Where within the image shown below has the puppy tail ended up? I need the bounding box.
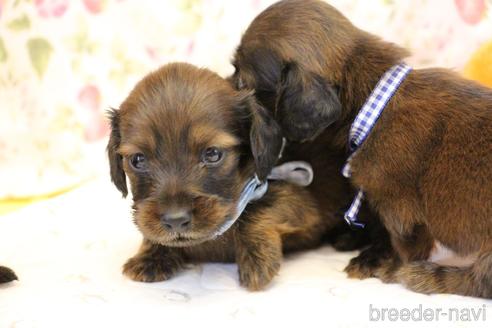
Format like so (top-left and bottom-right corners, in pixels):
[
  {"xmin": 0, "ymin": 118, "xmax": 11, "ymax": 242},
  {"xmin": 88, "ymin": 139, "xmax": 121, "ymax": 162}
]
[
  {"xmin": 0, "ymin": 266, "xmax": 18, "ymax": 284},
  {"xmin": 378, "ymin": 252, "xmax": 492, "ymax": 298}
]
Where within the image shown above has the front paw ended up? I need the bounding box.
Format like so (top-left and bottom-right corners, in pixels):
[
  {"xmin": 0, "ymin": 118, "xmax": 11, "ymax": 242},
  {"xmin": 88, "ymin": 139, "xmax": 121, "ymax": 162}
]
[
  {"xmin": 238, "ymin": 255, "xmax": 280, "ymax": 291},
  {"xmin": 344, "ymin": 247, "xmax": 394, "ymax": 280},
  {"xmin": 123, "ymin": 255, "xmax": 182, "ymax": 283},
  {"xmin": 344, "ymin": 255, "xmax": 378, "ymax": 280}
]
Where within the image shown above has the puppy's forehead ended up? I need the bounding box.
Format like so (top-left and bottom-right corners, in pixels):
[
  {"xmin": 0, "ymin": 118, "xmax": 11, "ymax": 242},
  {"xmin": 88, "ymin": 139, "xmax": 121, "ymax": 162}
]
[{"xmin": 119, "ymin": 64, "xmax": 239, "ymax": 152}]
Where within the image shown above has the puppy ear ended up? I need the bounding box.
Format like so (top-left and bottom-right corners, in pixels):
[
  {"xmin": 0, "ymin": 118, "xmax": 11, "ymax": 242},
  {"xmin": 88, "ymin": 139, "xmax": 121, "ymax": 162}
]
[
  {"xmin": 276, "ymin": 63, "xmax": 341, "ymax": 142},
  {"xmin": 107, "ymin": 108, "xmax": 128, "ymax": 197},
  {"xmin": 237, "ymin": 92, "xmax": 283, "ymax": 182}
]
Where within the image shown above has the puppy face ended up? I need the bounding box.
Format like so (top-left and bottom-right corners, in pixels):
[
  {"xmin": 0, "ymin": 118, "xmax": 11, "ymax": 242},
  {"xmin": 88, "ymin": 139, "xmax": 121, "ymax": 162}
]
[
  {"xmin": 108, "ymin": 63, "xmax": 282, "ymax": 247},
  {"xmin": 231, "ymin": 0, "xmax": 408, "ymax": 142},
  {"xmin": 232, "ymin": 48, "xmax": 342, "ymax": 142},
  {"xmin": 230, "ymin": 0, "xmax": 353, "ymax": 142}
]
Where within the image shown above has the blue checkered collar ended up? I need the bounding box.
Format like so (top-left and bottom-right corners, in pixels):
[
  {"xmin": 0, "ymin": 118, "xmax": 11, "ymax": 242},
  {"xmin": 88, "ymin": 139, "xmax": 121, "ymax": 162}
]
[
  {"xmin": 212, "ymin": 161, "xmax": 314, "ymax": 238},
  {"xmin": 342, "ymin": 63, "xmax": 412, "ymax": 228}
]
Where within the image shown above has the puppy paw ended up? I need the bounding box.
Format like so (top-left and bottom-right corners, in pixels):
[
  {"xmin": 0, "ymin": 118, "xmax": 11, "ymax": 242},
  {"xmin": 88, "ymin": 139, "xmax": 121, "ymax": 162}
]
[
  {"xmin": 344, "ymin": 255, "xmax": 378, "ymax": 280},
  {"xmin": 238, "ymin": 255, "xmax": 280, "ymax": 291},
  {"xmin": 123, "ymin": 255, "xmax": 182, "ymax": 283},
  {"xmin": 0, "ymin": 266, "xmax": 18, "ymax": 283},
  {"xmin": 345, "ymin": 249, "xmax": 395, "ymax": 280}
]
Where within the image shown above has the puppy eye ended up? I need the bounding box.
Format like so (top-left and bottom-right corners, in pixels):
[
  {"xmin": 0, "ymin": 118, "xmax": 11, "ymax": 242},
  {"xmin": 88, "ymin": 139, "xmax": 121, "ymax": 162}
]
[
  {"xmin": 129, "ymin": 153, "xmax": 147, "ymax": 171},
  {"xmin": 201, "ymin": 147, "xmax": 223, "ymax": 165}
]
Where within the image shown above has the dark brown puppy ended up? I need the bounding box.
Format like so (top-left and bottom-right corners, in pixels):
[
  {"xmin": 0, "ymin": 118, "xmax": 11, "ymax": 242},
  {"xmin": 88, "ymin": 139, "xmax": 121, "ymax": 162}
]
[
  {"xmin": 0, "ymin": 265, "xmax": 17, "ymax": 284},
  {"xmin": 231, "ymin": 0, "xmax": 393, "ymax": 282},
  {"xmin": 232, "ymin": 0, "xmax": 492, "ymax": 298},
  {"xmin": 108, "ymin": 63, "xmax": 350, "ymax": 291}
]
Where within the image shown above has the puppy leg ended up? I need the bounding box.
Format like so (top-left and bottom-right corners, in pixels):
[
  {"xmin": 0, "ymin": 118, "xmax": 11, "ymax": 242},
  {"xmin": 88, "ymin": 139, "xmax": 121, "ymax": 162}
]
[
  {"xmin": 123, "ymin": 239, "xmax": 185, "ymax": 282},
  {"xmin": 0, "ymin": 265, "xmax": 17, "ymax": 283},
  {"xmin": 235, "ymin": 222, "xmax": 282, "ymax": 291},
  {"xmin": 374, "ymin": 224, "xmax": 435, "ymax": 283},
  {"xmin": 390, "ymin": 224, "xmax": 435, "ymax": 262},
  {"xmin": 347, "ymin": 224, "xmax": 433, "ymax": 281}
]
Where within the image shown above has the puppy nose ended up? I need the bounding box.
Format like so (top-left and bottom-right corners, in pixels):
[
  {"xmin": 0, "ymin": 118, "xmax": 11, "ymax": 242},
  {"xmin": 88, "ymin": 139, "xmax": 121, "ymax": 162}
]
[{"xmin": 160, "ymin": 210, "xmax": 192, "ymax": 232}]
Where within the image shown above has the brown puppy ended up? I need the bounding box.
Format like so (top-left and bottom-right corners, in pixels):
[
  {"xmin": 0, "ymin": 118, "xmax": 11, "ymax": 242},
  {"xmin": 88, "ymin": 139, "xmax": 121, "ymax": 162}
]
[
  {"xmin": 231, "ymin": 0, "xmax": 393, "ymax": 282},
  {"xmin": 232, "ymin": 0, "xmax": 492, "ymax": 298},
  {"xmin": 107, "ymin": 62, "xmax": 353, "ymax": 291},
  {"xmin": 0, "ymin": 265, "xmax": 17, "ymax": 284}
]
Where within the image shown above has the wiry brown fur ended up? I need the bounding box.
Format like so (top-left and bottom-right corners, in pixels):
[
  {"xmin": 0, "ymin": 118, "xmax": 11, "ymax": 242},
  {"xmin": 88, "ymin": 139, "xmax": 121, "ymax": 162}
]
[
  {"xmin": 232, "ymin": 0, "xmax": 389, "ymax": 282},
  {"xmin": 232, "ymin": 0, "xmax": 492, "ymax": 297},
  {"xmin": 108, "ymin": 63, "xmax": 360, "ymax": 291}
]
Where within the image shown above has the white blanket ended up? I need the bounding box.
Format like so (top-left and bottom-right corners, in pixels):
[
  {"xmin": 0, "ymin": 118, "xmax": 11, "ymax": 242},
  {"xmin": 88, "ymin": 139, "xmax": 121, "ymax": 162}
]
[{"xmin": 1, "ymin": 179, "xmax": 490, "ymax": 328}]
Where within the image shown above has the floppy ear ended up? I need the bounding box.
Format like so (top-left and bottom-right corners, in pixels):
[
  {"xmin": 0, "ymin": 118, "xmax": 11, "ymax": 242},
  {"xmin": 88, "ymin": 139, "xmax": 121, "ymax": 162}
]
[
  {"xmin": 107, "ymin": 109, "xmax": 128, "ymax": 197},
  {"xmin": 276, "ymin": 63, "xmax": 341, "ymax": 142},
  {"xmin": 237, "ymin": 92, "xmax": 283, "ymax": 182}
]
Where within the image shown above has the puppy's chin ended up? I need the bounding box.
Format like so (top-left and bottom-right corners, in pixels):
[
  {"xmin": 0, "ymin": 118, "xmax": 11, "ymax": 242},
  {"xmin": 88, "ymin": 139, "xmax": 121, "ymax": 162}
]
[
  {"xmin": 153, "ymin": 234, "xmax": 217, "ymax": 247},
  {"xmin": 133, "ymin": 201, "xmax": 236, "ymax": 247},
  {"xmin": 138, "ymin": 223, "xmax": 229, "ymax": 247}
]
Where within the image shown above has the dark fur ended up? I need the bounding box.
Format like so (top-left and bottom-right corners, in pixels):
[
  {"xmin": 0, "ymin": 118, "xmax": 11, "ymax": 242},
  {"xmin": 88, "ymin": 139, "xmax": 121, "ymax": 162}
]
[
  {"xmin": 0, "ymin": 265, "xmax": 17, "ymax": 284},
  {"xmin": 232, "ymin": 0, "xmax": 389, "ymax": 281},
  {"xmin": 107, "ymin": 63, "xmax": 362, "ymax": 291},
  {"xmin": 232, "ymin": 0, "xmax": 492, "ymax": 297}
]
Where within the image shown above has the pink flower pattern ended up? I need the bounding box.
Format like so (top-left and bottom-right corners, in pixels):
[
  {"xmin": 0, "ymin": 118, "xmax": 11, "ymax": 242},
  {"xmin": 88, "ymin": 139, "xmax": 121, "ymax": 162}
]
[
  {"xmin": 78, "ymin": 84, "xmax": 109, "ymax": 142},
  {"xmin": 83, "ymin": 0, "xmax": 105, "ymax": 15},
  {"xmin": 0, "ymin": 0, "xmax": 490, "ymax": 198},
  {"xmin": 78, "ymin": 84, "xmax": 101, "ymax": 112},
  {"xmin": 35, "ymin": 0, "xmax": 69, "ymax": 18},
  {"xmin": 455, "ymin": 0, "xmax": 487, "ymax": 25}
]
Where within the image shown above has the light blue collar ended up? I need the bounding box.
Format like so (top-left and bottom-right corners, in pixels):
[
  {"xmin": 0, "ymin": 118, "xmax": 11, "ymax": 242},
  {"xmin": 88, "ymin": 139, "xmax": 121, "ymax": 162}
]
[
  {"xmin": 213, "ymin": 161, "xmax": 313, "ymax": 237},
  {"xmin": 342, "ymin": 63, "xmax": 412, "ymax": 228}
]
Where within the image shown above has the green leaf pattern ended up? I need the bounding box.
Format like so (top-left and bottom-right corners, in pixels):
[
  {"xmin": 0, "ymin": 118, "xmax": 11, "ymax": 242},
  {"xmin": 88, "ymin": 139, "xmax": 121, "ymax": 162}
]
[
  {"xmin": 7, "ymin": 14, "xmax": 31, "ymax": 30},
  {"xmin": 0, "ymin": 0, "xmax": 491, "ymax": 198},
  {"xmin": 0, "ymin": 38, "xmax": 7, "ymax": 62},
  {"xmin": 27, "ymin": 38, "xmax": 53, "ymax": 78}
]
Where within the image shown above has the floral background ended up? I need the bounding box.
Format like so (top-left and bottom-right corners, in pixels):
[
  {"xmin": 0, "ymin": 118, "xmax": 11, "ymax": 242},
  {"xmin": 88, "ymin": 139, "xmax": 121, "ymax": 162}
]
[{"xmin": 0, "ymin": 0, "xmax": 491, "ymax": 205}]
